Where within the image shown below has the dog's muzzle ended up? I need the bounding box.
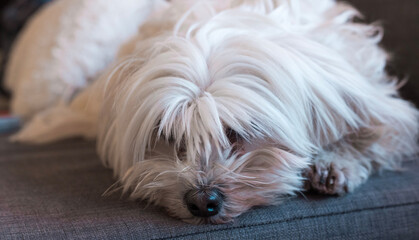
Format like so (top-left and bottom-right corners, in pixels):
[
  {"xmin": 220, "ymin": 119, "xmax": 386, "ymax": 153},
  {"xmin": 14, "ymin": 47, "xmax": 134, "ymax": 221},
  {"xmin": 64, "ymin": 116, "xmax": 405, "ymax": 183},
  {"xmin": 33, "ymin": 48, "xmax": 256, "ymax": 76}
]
[{"xmin": 184, "ymin": 188, "xmax": 223, "ymax": 218}]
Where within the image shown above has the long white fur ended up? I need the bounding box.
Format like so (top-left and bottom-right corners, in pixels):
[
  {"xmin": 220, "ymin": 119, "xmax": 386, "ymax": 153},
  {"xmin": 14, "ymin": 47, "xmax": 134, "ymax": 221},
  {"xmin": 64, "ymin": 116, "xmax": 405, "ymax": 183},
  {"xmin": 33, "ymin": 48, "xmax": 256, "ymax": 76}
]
[
  {"xmin": 9, "ymin": 0, "xmax": 419, "ymax": 224},
  {"xmin": 5, "ymin": 0, "xmax": 156, "ymax": 119}
]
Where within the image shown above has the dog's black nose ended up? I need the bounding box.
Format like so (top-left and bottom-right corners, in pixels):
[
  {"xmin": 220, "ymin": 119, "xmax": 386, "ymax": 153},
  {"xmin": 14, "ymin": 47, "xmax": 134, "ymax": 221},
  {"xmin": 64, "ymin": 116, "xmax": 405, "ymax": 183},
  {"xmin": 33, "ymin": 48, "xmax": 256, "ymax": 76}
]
[{"xmin": 184, "ymin": 188, "xmax": 223, "ymax": 217}]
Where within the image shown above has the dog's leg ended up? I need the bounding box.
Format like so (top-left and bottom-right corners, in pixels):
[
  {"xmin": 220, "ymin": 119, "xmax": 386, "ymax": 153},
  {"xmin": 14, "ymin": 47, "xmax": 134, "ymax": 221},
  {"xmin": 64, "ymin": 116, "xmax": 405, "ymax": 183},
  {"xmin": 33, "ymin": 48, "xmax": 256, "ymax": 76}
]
[
  {"xmin": 304, "ymin": 81, "xmax": 419, "ymax": 195},
  {"xmin": 10, "ymin": 105, "xmax": 96, "ymax": 144},
  {"xmin": 10, "ymin": 82, "xmax": 101, "ymax": 144},
  {"xmin": 304, "ymin": 128, "xmax": 384, "ymax": 195}
]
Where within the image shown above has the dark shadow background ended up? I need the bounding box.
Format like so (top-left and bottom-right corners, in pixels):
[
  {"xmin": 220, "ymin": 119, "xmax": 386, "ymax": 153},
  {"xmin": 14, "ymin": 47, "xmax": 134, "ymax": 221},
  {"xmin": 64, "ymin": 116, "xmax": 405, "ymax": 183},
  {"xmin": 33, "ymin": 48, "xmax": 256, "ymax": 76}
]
[
  {"xmin": 0, "ymin": 0, "xmax": 418, "ymax": 106},
  {"xmin": 0, "ymin": 0, "xmax": 52, "ymax": 98},
  {"xmin": 349, "ymin": 0, "xmax": 419, "ymax": 107}
]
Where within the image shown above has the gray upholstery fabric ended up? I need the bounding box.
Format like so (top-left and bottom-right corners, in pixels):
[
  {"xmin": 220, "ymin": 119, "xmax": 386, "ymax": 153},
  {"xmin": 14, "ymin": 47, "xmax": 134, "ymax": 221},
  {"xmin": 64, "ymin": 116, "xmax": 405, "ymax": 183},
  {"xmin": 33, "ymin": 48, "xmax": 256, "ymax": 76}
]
[{"xmin": 1, "ymin": 134, "xmax": 418, "ymax": 239}]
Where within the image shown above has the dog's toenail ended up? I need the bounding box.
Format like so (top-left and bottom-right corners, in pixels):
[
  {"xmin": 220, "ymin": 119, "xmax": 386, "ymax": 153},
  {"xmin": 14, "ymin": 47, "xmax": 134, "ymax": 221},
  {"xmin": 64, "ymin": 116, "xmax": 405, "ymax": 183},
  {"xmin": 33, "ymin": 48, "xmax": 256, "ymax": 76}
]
[
  {"xmin": 327, "ymin": 177, "xmax": 335, "ymax": 188},
  {"xmin": 319, "ymin": 170, "xmax": 328, "ymax": 185}
]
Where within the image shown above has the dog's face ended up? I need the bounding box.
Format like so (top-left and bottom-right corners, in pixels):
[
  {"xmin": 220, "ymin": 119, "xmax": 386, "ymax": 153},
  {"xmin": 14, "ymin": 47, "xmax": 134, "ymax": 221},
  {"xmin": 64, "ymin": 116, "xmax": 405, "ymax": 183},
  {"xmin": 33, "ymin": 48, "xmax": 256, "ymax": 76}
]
[
  {"xmin": 96, "ymin": 7, "xmax": 368, "ymax": 223},
  {"xmin": 97, "ymin": 32, "xmax": 312, "ymax": 223}
]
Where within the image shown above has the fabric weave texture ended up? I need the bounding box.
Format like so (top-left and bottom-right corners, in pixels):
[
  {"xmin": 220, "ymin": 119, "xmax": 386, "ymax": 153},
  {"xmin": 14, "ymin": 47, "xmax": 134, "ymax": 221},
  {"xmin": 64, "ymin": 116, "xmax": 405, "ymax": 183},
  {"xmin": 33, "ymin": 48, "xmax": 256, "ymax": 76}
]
[{"xmin": 0, "ymin": 134, "xmax": 418, "ymax": 239}]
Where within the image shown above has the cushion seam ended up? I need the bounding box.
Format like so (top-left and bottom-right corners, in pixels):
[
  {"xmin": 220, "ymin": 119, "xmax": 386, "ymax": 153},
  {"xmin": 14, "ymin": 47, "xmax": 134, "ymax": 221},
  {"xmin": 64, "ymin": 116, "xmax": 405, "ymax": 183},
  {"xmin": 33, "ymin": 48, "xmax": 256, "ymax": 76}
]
[{"xmin": 154, "ymin": 201, "xmax": 419, "ymax": 240}]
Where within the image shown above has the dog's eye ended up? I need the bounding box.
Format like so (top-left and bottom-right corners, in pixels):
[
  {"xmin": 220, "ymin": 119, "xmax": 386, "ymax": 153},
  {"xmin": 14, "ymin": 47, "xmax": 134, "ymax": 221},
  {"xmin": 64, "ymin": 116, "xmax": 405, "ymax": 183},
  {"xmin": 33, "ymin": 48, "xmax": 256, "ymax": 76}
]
[
  {"xmin": 159, "ymin": 131, "xmax": 175, "ymax": 144},
  {"xmin": 162, "ymin": 132, "xmax": 186, "ymax": 152},
  {"xmin": 226, "ymin": 127, "xmax": 243, "ymax": 144},
  {"xmin": 178, "ymin": 138, "xmax": 186, "ymax": 153},
  {"xmin": 174, "ymin": 138, "xmax": 187, "ymax": 160}
]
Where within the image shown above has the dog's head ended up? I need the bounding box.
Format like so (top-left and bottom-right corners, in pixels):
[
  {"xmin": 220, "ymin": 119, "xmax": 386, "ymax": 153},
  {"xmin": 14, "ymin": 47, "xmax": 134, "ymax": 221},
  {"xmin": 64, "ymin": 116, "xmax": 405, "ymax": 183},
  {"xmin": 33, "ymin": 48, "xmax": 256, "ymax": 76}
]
[{"xmin": 96, "ymin": 3, "xmax": 377, "ymax": 224}]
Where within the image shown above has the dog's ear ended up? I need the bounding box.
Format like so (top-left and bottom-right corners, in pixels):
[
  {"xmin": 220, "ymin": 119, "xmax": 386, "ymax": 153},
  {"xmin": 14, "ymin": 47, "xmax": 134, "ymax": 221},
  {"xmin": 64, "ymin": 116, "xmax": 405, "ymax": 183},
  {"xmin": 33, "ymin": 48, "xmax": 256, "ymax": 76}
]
[
  {"xmin": 239, "ymin": 149, "xmax": 308, "ymax": 177},
  {"xmin": 223, "ymin": 148, "xmax": 309, "ymax": 205}
]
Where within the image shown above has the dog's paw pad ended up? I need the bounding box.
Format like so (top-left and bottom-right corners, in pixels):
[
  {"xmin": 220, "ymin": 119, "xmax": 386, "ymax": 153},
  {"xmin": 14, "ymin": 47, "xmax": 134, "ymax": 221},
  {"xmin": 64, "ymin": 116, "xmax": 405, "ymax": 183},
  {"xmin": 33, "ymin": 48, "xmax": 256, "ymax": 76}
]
[{"xmin": 304, "ymin": 163, "xmax": 348, "ymax": 195}]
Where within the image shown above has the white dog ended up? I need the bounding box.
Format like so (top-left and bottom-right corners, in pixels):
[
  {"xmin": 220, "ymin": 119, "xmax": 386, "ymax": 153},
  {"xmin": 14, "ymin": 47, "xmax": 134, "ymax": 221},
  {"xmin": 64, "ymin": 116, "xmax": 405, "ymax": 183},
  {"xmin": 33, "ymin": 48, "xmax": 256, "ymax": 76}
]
[{"xmin": 6, "ymin": 0, "xmax": 419, "ymax": 224}]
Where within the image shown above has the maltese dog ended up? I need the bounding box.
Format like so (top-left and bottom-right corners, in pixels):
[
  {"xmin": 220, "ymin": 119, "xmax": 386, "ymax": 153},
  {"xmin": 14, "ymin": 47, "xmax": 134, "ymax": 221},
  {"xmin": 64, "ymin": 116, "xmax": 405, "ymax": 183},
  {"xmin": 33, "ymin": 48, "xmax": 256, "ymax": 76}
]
[{"xmin": 6, "ymin": 0, "xmax": 419, "ymax": 224}]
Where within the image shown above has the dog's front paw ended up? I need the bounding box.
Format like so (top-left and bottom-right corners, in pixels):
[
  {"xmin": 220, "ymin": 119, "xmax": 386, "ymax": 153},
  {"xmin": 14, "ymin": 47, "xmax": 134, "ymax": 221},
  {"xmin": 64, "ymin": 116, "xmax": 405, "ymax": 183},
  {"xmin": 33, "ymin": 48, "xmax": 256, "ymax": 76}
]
[{"xmin": 303, "ymin": 162, "xmax": 349, "ymax": 195}]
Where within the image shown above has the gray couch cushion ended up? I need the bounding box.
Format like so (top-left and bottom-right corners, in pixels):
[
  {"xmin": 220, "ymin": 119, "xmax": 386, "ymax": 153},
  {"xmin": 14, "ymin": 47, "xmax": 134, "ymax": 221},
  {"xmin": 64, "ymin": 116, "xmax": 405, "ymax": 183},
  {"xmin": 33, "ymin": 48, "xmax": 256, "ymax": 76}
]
[{"xmin": 1, "ymin": 134, "xmax": 418, "ymax": 239}]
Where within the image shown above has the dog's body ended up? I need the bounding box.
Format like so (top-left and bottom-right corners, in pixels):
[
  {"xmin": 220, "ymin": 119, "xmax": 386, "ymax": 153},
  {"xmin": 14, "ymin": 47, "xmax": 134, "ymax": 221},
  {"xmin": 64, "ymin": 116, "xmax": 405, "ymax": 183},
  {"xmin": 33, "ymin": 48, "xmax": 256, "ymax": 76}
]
[{"xmin": 7, "ymin": 0, "xmax": 419, "ymax": 224}]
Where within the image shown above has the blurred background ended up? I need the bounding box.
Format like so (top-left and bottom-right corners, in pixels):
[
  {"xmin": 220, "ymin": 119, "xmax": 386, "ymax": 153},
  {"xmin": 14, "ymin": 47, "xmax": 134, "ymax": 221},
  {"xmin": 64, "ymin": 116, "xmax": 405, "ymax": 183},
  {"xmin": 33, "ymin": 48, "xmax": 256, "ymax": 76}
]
[
  {"xmin": 0, "ymin": 0, "xmax": 418, "ymax": 112},
  {"xmin": 350, "ymin": 0, "xmax": 419, "ymax": 107}
]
